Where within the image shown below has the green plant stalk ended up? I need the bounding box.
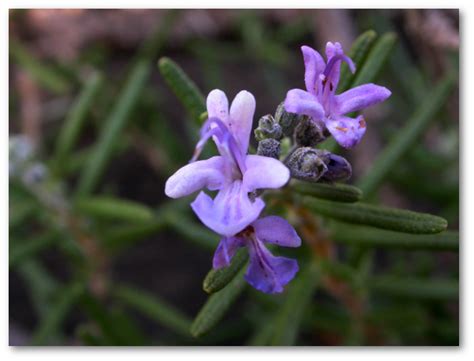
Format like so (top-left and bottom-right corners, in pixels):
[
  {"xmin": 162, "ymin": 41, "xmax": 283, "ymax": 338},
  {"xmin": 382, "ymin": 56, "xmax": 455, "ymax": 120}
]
[
  {"xmin": 75, "ymin": 60, "xmax": 149, "ymax": 197},
  {"xmin": 158, "ymin": 57, "xmax": 206, "ymax": 125},
  {"xmin": 114, "ymin": 285, "xmax": 192, "ymax": 338},
  {"xmin": 203, "ymin": 248, "xmax": 249, "ymax": 294},
  {"xmin": 270, "ymin": 262, "xmax": 319, "ymax": 345},
  {"xmin": 358, "ymin": 72, "xmax": 457, "ymax": 196},
  {"xmin": 292, "ymin": 181, "xmax": 362, "ymax": 203},
  {"xmin": 301, "ymin": 197, "xmax": 447, "ymax": 234},
  {"xmin": 339, "ymin": 30, "xmax": 378, "ymax": 92},
  {"xmin": 190, "ymin": 268, "xmax": 246, "ymax": 337},
  {"xmin": 31, "ymin": 281, "xmax": 85, "ymax": 345},
  {"xmin": 54, "ymin": 72, "xmax": 103, "ymax": 171},
  {"xmin": 74, "ymin": 196, "xmax": 155, "ymax": 223},
  {"xmin": 330, "ymin": 224, "xmax": 458, "ymax": 251}
]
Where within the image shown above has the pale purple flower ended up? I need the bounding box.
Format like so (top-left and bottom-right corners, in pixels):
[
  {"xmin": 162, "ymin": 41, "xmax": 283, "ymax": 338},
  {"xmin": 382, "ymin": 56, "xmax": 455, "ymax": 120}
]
[
  {"xmin": 165, "ymin": 90, "xmax": 290, "ymax": 237},
  {"xmin": 285, "ymin": 42, "xmax": 392, "ymax": 148},
  {"xmin": 213, "ymin": 216, "xmax": 301, "ymax": 294}
]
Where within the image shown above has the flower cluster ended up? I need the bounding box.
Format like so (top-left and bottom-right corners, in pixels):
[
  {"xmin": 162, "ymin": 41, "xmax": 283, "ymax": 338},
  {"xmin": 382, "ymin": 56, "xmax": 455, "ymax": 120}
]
[{"xmin": 165, "ymin": 41, "xmax": 391, "ymax": 294}]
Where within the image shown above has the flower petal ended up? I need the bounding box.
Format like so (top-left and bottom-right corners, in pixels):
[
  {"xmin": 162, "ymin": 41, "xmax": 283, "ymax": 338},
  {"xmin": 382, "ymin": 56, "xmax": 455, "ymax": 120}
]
[
  {"xmin": 253, "ymin": 216, "xmax": 301, "ymax": 247},
  {"xmin": 191, "ymin": 181, "xmax": 264, "ymax": 237},
  {"xmin": 284, "ymin": 89, "xmax": 325, "ymax": 120},
  {"xmin": 206, "ymin": 89, "xmax": 229, "ymax": 121},
  {"xmin": 324, "ymin": 41, "xmax": 343, "ymax": 86},
  {"xmin": 243, "ymin": 155, "xmax": 290, "ymax": 192},
  {"xmin": 335, "ymin": 84, "xmax": 391, "ymax": 115},
  {"xmin": 245, "ymin": 239, "xmax": 299, "ymax": 294},
  {"xmin": 165, "ymin": 156, "xmax": 225, "ymax": 198},
  {"xmin": 229, "ymin": 90, "xmax": 256, "ymax": 155},
  {"xmin": 213, "ymin": 236, "xmax": 245, "ymax": 269},
  {"xmin": 325, "ymin": 115, "xmax": 367, "ymax": 149},
  {"xmin": 301, "ymin": 45, "xmax": 325, "ymax": 94}
]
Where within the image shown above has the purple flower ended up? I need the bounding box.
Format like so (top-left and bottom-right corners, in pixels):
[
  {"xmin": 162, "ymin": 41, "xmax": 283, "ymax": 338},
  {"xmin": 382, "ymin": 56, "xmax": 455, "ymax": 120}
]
[
  {"xmin": 165, "ymin": 90, "xmax": 290, "ymax": 237},
  {"xmin": 284, "ymin": 42, "xmax": 391, "ymax": 148},
  {"xmin": 213, "ymin": 216, "xmax": 301, "ymax": 294}
]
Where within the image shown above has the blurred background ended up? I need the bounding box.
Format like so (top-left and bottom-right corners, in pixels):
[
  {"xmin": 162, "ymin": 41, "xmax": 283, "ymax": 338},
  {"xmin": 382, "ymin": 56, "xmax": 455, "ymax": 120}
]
[{"xmin": 9, "ymin": 9, "xmax": 459, "ymax": 346}]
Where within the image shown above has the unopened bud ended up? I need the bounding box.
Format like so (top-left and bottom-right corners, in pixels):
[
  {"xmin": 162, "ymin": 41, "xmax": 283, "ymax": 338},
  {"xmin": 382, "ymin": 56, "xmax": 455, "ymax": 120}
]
[
  {"xmin": 275, "ymin": 102, "xmax": 305, "ymax": 137},
  {"xmin": 285, "ymin": 147, "xmax": 329, "ymax": 182},
  {"xmin": 321, "ymin": 153, "xmax": 352, "ymax": 182},
  {"xmin": 257, "ymin": 138, "xmax": 281, "ymax": 159},
  {"xmin": 254, "ymin": 114, "xmax": 283, "ymax": 141},
  {"xmin": 294, "ymin": 117, "xmax": 329, "ymax": 146}
]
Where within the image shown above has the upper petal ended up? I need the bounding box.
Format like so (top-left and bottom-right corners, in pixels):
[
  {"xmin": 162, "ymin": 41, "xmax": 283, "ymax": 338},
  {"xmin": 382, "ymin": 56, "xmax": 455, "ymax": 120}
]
[
  {"xmin": 229, "ymin": 90, "xmax": 256, "ymax": 155},
  {"xmin": 325, "ymin": 115, "xmax": 367, "ymax": 149},
  {"xmin": 253, "ymin": 216, "xmax": 301, "ymax": 247},
  {"xmin": 206, "ymin": 89, "xmax": 229, "ymax": 121},
  {"xmin": 165, "ymin": 156, "xmax": 226, "ymax": 198},
  {"xmin": 243, "ymin": 155, "xmax": 290, "ymax": 192},
  {"xmin": 335, "ymin": 83, "xmax": 391, "ymax": 115},
  {"xmin": 301, "ymin": 45, "xmax": 325, "ymax": 94},
  {"xmin": 213, "ymin": 236, "xmax": 245, "ymax": 269},
  {"xmin": 284, "ymin": 89, "xmax": 325, "ymax": 120},
  {"xmin": 191, "ymin": 181, "xmax": 264, "ymax": 237}
]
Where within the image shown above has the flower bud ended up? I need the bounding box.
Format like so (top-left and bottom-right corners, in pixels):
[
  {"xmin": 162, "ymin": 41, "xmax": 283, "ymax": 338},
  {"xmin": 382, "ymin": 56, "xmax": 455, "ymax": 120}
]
[
  {"xmin": 254, "ymin": 114, "xmax": 283, "ymax": 141},
  {"xmin": 321, "ymin": 153, "xmax": 352, "ymax": 182},
  {"xmin": 285, "ymin": 147, "xmax": 329, "ymax": 182},
  {"xmin": 275, "ymin": 102, "xmax": 305, "ymax": 137},
  {"xmin": 257, "ymin": 138, "xmax": 281, "ymax": 159},
  {"xmin": 294, "ymin": 117, "xmax": 330, "ymax": 146}
]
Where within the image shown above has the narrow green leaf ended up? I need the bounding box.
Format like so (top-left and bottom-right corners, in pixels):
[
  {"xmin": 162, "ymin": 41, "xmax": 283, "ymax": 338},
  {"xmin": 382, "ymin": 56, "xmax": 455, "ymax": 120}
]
[
  {"xmin": 31, "ymin": 281, "xmax": 85, "ymax": 345},
  {"xmin": 54, "ymin": 72, "xmax": 103, "ymax": 169},
  {"xmin": 301, "ymin": 197, "xmax": 447, "ymax": 234},
  {"xmin": 368, "ymin": 276, "xmax": 458, "ymax": 300},
  {"xmin": 101, "ymin": 220, "xmax": 167, "ymax": 251},
  {"xmin": 75, "ymin": 60, "xmax": 149, "ymax": 197},
  {"xmin": 292, "ymin": 181, "xmax": 362, "ymax": 203},
  {"xmin": 10, "ymin": 232, "xmax": 59, "ymax": 267},
  {"xmin": 158, "ymin": 57, "xmax": 206, "ymax": 124},
  {"xmin": 190, "ymin": 268, "xmax": 246, "ymax": 337},
  {"xmin": 74, "ymin": 196, "xmax": 155, "ymax": 223},
  {"xmin": 358, "ymin": 72, "xmax": 457, "ymax": 196},
  {"xmin": 199, "ymin": 111, "xmax": 208, "ymax": 123},
  {"xmin": 339, "ymin": 30, "xmax": 378, "ymax": 91},
  {"xmin": 114, "ymin": 284, "xmax": 191, "ymax": 338},
  {"xmin": 270, "ymin": 262, "xmax": 319, "ymax": 345},
  {"xmin": 351, "ymin": 32, "xmax": 397, "ymax": 87},
  {"xmin": 10, "ymin": 41, "xmax": 71, "ymax": 94},
  {"xmin": 330, "ymin": 224, "xmax": 458, "ymax": 251},
  {"xmin": 203, "ymin": 248, "xmax": 248, "ymax": 294}
]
